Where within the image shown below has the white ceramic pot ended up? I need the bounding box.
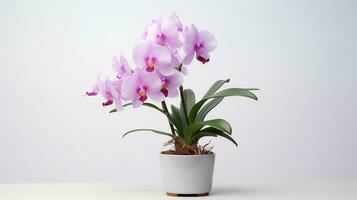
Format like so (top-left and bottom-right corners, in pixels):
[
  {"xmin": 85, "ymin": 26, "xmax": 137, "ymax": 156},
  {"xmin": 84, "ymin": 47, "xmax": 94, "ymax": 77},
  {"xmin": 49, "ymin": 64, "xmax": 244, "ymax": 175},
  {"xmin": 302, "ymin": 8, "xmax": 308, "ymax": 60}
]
[{"xmin": 160, "ymin": 153, "xmax": 215, "ymax": 195}]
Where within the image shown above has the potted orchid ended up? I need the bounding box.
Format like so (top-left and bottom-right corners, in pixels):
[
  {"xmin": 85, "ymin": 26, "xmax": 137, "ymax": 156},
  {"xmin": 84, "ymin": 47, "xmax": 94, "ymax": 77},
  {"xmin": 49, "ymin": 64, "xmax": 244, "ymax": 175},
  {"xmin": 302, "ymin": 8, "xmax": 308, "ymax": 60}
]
[{"xmin": 86, "ymin": 13, "xmax": 258, "ymax": 196}]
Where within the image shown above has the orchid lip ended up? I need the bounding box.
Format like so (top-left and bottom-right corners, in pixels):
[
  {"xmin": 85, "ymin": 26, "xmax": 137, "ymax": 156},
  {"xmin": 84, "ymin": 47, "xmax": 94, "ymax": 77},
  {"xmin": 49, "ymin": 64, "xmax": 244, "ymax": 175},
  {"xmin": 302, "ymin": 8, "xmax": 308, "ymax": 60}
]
[
  {"xmin": 102, "ymin": 100, "xmax": 113, "ymax": 106},
  {"xmin": 86, "ymin": 91, "xmax": 97, "ymax": 96},
  {"xmin": 146, "ymin": 58, "xmax": 155, "ymax": 72},
  {"xmin": 161, "ymin": 87, "xmax": 169, "ymax": 97},
  {"xmin": 146, "ymin": 66, "xmax": 155, "ymax": 72},
  {"xmin": 197, "ymin": 55, "xmax": 209, "ymax": 64},
  {"xmin": 138, "ymin": 88, "xmax": 148, "ymax": 102},
  {"xmin": 146, "ymin": 58, "xmax": 155, "ymax": 66},
  {"xmin": 157, "ymin": 34, "xmax": 166, "ymax": 44},
  {"xmin": 194, "ymin": 43, "xmax": 204, "ymax": 51},
  {"xmin": 139, "ymin": 95, "xmax": 148, "ymax": 102}
]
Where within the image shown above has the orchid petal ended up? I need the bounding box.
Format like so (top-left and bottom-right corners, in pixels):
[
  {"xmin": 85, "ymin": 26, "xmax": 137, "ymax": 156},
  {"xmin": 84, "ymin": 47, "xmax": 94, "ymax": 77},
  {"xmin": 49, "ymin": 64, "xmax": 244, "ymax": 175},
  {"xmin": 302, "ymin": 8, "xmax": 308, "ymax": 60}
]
[
  {"xmin": 180, "ymin": 65, "xmax": 188, "ymax": 75},
  {"xmin": 169, "ymin": 12, "xmax": 183, "ymax": 32},
  {"xmin": 167, "ymin": 87, "xmax": 179, "ymax": 98},
  {"xmin": 153, "ymin": 45, "xmax": 171, "ymax": 67},
  {"xmin": 142, "ymin": 71, "xmax": 162, "ymax": 91},
  {"xmin": 147, "ymin": 90, "xmax": 165, "ymax": 102},
  {"xmin": 191, "ymin": 24, "xmax": 199, "ymax": 36},
  {"xmin": 121, "ymin": 76, "xmax": 137, "ymax": 101},
  {"xmin": 166, "ymin": 71, "xmax": 183, "ymax": 89},
  {"xmin": 114, "ymin": 99, "xmax": 123, "ymax": 111},
  {"xmin": 200, "ymin": 30, "xmax": 217, "ymax": 52},
  {"xmin": 157, "ymin": 65, "xmax": 175, "ymax": 76},
  {"xmin": 152, "ymin": 45, "xmax": 173, "ymax": 75},
  {"xmin": 133, "ymin": 42, "xmax": 149, "ymax": 68},
  {"xmin": 182, "ymin": 48, "xmax": 194, "ymax": 65},
  {"xmin": 132, "ymin": 98, "xmax": 143, "ymax": 108},
  {"xmin": 161, "ymin": 22, "xmax": 182, "ymax": 48}
]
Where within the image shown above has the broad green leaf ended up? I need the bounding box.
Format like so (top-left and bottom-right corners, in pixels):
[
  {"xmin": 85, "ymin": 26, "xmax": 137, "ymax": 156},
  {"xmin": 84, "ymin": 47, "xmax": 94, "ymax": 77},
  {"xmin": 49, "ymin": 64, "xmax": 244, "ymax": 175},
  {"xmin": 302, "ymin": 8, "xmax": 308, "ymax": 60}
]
[
  {"xmin": 198, "ymin": 119, "xmax": 232, "ymax": 134},
  {"xmin": 200, "ymin": 127, "xmax": 237, "ymax": 146},
  {"xmin": 200, "ymin": 127, "xmax": 224, "ymax": 134},
  {"xmin": 215, "ymin": 132, "xmax": 238, "ymax": 146},
  {"xmin": 187, "ymin": 123, "xmax": 204, "ymax": 135},
  {"xmin": 170, "ymin": 105, "xmax": 185, "ymax": 138},
  {"xmin": 182, "ymin": 89, "xmax": 196, "ymax": 113},
  {"xmin": 110, "ymin": 102, "xmax": 165, "ymax": 114},
  {"xmin": 189, "ymin": 88, "xmax": 258, "ymax": 122},
  {"xmin": 186, "ymin": 122, "xmax": 205, "ymax": 143},
  {"xmin": 196, "ymin": 98, "xmax": 223, "ymax": 121},
  {"xmin": 203, "ymin": 79, "xmax": 230, "ymax": 98},
  {"xmin": 122, "ymin": 129, "xmax": 174, "ymax": 138},
  {"xmin": 185, "ymin": 119, "xmax": 232, "ymax": 144},
  {"xmin": 191, "ymin": 132, "xmax": 217, "ymax": 143},
  {"xmin": 214, "ymin": 88, "xmax": 259, "ymax": 100}
]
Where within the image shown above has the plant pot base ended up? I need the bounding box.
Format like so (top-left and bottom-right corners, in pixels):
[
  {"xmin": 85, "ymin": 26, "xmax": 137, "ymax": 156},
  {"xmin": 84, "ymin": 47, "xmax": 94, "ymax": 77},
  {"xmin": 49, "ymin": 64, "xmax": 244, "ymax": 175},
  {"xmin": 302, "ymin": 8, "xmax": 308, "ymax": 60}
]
[
  {"xmin": 161, "ymin": 154, "xmax": 215, "ymax": 197},
  {"xmin": 166, "ymin": 192, "xmax": 209, "ymax": 197}
]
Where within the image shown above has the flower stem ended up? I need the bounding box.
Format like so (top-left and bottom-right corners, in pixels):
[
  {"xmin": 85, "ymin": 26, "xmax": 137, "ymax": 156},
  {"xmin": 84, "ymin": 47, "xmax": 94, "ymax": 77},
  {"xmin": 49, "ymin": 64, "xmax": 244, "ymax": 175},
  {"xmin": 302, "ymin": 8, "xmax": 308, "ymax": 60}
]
[
  {"xmin": 179, "ymin": 85, "xmax": 189, "ymax": 124},
  {"xmin": 161, "ymin": 101, "xmax": 176, "ymax": 135}
]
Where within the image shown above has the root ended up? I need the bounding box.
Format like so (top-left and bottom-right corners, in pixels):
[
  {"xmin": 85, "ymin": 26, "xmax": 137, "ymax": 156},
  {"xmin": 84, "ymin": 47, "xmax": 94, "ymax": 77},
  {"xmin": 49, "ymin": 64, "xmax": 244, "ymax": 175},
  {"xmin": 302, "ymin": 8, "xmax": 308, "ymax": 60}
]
[{"xmin": 161, "ymin": 139, "xmax": 214, "ymax": 155}]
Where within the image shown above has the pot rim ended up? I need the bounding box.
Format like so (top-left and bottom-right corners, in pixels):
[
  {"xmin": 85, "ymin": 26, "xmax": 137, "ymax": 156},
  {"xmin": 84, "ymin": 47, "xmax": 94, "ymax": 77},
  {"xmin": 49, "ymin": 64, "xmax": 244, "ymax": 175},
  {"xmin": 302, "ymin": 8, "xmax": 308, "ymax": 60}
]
[{"xmin": 160, "ymin": 153, "xmax": 215, "ymax": 157}]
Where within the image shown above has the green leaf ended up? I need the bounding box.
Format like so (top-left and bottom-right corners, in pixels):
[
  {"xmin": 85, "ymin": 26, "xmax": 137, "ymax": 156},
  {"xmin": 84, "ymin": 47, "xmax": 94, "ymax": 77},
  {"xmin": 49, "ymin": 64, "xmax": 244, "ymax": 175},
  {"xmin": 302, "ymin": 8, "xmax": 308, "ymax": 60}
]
[
  {"xmin": 191, "ymin": 132, "xmax": 217, "ymax": 143},
  {"xmin": 170, "ymin": 105, "xmax": 185, "ymax": 138},
  {"xmin": 214, "ymin": 88, "xmax": 259, "ymax": 100},
  {"xmin": 196, "ymin": 98, "xmax": 224, "ymax": 121},
  {"xmin": 215, "ymin": 132, "xmax": 238, "ymax": 146},
  {"xmin": 187, "ymin": 123, "xmax": 204, "ymax": 135},
  {"xmin": 245, "ymin": 88, "xmax": 260, "ymax": 91},
  {"xmin": 186, "ymin": 122, "xmax": 205, "ymax": 143},
  {"xmin": 198, "ymin": 119, "xmax": 232, "ymax": 134},
  {"xmin": 203, "ymin": 79, "xmax": 230, "ymax": 98},
  {"xmin": 182, "ymin": 89, "xmax": 196, "ymax": 114},
  {"xmin": 189, "ymin": 88, "xmax": 258, "ymax": 122},
  {"xmin": 185, "ymin": 119, "xmax": 232, "ymax": 144},
  {"xmin": 199, "ymin": 127, "xmax": 238, "ymax": 146},
  {"xmin": 200, "ymin": 127, "xmax": 224, "ymax": 134},
  {"xmin": 122, "ymin": 129, "xmax": 174, "ymax": 138},
  {"xmin": 110, "ymin": 103, "xmax": 165, "ymax": 114}
]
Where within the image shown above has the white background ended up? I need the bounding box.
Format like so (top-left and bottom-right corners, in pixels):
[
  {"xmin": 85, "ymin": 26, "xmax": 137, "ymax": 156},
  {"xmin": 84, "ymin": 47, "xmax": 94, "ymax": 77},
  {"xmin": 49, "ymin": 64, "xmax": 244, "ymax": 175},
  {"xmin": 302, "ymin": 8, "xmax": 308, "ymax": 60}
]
[{"xmin": 0, "ymin": 0, "xmax": 356, "ymax": 184}]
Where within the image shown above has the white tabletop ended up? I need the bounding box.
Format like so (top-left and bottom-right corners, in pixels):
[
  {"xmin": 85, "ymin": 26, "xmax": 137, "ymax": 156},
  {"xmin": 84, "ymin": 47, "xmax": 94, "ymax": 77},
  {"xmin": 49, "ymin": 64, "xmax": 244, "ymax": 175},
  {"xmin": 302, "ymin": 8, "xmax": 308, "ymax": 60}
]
[{"xmin": 0, "ymin": 181, "xmax": 356, "ymax": 200}]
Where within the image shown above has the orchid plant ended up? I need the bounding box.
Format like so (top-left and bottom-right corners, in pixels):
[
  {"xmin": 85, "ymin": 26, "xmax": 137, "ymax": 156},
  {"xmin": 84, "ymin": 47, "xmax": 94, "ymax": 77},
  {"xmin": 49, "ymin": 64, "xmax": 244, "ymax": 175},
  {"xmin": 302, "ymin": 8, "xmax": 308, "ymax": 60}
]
[{"xmin": 87, "ymin": 13, "xmax": 258, "ymax": 154}]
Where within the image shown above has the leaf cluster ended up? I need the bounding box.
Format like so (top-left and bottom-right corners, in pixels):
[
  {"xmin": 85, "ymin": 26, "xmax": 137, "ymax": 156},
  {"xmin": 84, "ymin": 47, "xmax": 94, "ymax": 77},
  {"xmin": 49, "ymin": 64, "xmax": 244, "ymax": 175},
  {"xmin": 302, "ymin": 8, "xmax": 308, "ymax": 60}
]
[{"xmin": 117, "ymin": 79, "xmax": 258, "ymax": 147}]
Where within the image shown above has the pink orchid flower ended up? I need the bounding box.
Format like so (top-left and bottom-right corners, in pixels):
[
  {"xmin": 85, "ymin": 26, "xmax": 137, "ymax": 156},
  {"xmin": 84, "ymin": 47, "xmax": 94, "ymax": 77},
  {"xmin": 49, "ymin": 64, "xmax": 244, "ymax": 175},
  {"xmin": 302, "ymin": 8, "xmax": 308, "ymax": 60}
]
[
  {"xmin": 159, "ymin": 70, "xmax": 183, "ymax": 98},
  {"xmin": 133, "ymin": 40, "xmax": 174, "ymax": 76},
  {"xmin": 112, "ymin": 55, "xmax": 133, "ymax": 79},
  {"xmin": 143, "ymin": 14, "xmax": 183, "ymax": 48},
  {"xmin": 121, "ymin": 68, "xmax": 165, "ymax": 107},
  {"xmin": 86, "ymin": 77, "xmax": 124, "ymax": 111},
  {"xmin": 182, "ymin": 24, "xmax": 217, "ymax": 65}
]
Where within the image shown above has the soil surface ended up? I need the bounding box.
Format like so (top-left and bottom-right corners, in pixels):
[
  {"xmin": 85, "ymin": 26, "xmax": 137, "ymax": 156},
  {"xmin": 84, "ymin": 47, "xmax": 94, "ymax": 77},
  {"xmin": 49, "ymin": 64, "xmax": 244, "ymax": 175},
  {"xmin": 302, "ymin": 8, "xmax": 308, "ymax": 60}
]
[{"xmin": 161, "ymin": 139, "xmax": 214, "ymax": 155}]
